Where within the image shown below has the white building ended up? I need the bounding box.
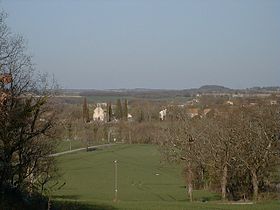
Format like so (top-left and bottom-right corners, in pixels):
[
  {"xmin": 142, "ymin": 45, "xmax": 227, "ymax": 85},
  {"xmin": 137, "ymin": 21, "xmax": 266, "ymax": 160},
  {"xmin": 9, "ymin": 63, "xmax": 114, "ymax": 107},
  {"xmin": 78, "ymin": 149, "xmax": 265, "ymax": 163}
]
[
  {"xmin": 159, "ymin": 109, "xmax": 167, "ymax": 121},
  {"xmin": 93, "ymin": 105, "xmax": 105, "ymax": 121},
  {"xmin": 270, "ymin": 100, "xmax": 277, "ymax": 105},
  {"xmin": 225, "ymin": 100, "xmax": 234, "ymax": 105}
]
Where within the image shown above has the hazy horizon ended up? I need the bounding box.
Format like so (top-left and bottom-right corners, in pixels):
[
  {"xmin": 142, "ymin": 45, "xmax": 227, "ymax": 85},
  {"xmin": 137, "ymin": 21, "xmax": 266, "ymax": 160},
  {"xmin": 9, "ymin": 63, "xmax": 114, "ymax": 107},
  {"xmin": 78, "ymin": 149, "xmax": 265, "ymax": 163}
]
[{"xmin": 2, "ymin": 0, "xmax": 280, "ymax": 89}]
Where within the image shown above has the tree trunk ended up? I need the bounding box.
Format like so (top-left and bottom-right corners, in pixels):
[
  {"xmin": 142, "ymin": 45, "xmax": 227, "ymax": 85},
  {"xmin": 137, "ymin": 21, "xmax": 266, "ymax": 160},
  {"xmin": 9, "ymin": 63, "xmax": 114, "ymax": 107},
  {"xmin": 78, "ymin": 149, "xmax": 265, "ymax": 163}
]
[
  {"xmin": 188, "ymin": 181, "xmax": 193, "ymax": 202},
  {"xmin": 129, "ymin": 130, "xmax": 132, "ymax": 144},
  {"xmin": 187, "ymin": 161, "xmax": 193, "ymax": 202},
  {"xmin": 221, "ymin": 164, "xmax": 228, "ymax": 200},
  {"xmin": 251, "ymin": 169, "xmax": 258, "ymax": 200},
  {"xmin": 47, "ymin": 197, "xmax": 51, "ymax": 210}
]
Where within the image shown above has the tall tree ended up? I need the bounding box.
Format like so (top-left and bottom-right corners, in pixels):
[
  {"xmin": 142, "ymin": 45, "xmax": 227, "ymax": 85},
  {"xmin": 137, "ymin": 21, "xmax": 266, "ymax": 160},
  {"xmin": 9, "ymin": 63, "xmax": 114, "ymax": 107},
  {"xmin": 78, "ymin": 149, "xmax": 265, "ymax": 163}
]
[
  {"xmin": 202, "ymin": 115, "xmax": 236, "ymax": 200},
  {"xmin": 115, "ymin": 99, "xmax": 123, "ymax": 120},
  {"xmin": 234, "ymin": 106, "xmax": 280, "ymax": 200},
  {"xmin": 107, "ymin": 102, "xmax": 112, "ymax": 122},
  {"xmin": 82, "ymin": 97, "xmax": 90, "ymax": 123},
  {"xmin": 159, "ymin": 107, "xmax": 199, "ymax": 201},
  {"xmin": 0, "ymin": 10, "xmax": 58, "ymax": 204},
  {"xmin": 123, "ymin": 99, "xmax": 128, "ymax": 121}
]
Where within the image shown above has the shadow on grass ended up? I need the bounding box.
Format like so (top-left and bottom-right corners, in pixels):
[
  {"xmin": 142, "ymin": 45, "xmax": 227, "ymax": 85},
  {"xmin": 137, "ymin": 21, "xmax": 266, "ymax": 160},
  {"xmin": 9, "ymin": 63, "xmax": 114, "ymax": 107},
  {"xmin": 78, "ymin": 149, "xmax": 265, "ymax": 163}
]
[
  {"xmin": 52, "ymin": 195, "xmax": 80, "ymax": 200},
  {"xmin": 52, "ymin": 200, "xmax": 117, "ymax": 210},
  {"xmin": 198, "ymin": 194, "xmax": 221, "ymax": 202},
  {"xmin": 177, "ymin": 188, "xmax": 222, "ymax": 202}
]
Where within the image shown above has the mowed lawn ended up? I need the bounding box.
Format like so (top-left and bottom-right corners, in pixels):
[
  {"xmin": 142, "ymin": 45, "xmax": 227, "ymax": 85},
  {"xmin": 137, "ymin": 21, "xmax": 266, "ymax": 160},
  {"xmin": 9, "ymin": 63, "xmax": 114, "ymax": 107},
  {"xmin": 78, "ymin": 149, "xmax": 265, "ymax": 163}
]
[{"xmin": 53, "ymin": 144, "xmax": 280, "ymax": 210}]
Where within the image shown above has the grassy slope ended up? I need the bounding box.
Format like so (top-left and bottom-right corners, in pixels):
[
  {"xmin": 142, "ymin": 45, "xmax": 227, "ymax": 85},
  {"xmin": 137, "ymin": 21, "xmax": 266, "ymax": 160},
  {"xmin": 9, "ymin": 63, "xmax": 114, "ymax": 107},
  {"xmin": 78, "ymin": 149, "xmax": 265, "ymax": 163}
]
[
  {"xmin": 56, "ymin": 140, "xmax": 85, "ymax": 152},
  {"xmin": 54, "ymin": 144, "xmax": 280, "ymax": 210}
]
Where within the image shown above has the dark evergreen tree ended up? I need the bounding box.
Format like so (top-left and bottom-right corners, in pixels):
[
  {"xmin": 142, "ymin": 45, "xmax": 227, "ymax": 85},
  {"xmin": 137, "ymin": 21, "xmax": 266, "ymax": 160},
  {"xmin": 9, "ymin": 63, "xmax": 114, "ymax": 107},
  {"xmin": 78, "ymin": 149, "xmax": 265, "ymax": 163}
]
[
  {"xmin": 139, "ymin": 109, "xmax": 144, "ymax": 122},
  {"xmin": 115, "ymin": 99, "xmax": 123, "ymax": 120},
  {"xmin": 82, "ymin": 97, "xmax": 90, "ymax": 123},
  {"xmin": 123, "ymin": 99, "xmax": 128, "ymax": 121},
  {"xmin": 107, "ymin": 102, "xmax": 112, "ymax": 122}
]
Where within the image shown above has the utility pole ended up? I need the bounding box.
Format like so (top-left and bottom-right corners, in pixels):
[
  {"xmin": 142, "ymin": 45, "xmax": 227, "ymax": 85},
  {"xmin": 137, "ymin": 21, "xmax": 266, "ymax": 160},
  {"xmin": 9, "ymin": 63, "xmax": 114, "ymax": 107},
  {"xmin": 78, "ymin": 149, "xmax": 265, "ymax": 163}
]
[
  {"xmin": 113, "ymin": 160, "xmax": 118, "ymax": 202},
  {"xmin": 69, "ymin": 139, "xmax": 72, "ymax": 151},
  {"xmin": 108, "ymin": 127, "xmax": 111, "ymax": 143}
]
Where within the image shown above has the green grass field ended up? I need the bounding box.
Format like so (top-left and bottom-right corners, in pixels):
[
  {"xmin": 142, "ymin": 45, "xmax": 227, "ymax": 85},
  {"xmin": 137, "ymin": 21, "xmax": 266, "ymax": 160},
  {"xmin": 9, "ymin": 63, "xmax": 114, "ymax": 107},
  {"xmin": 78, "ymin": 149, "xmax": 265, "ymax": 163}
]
[
  {"xmin": 53, "ymin": 144, "xmax": 280, "ymax": 210},
  {"xmin": 56, "ymin": 140, "xmax": 85, "ymax": 152}
]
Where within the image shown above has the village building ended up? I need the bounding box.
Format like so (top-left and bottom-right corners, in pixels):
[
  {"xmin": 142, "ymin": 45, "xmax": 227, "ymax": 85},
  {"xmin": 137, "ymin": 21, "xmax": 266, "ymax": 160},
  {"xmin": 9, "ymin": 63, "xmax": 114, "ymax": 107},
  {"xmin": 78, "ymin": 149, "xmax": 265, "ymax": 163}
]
[
  {"xmin": 159, "ymin": 109, "xmax": 167, "ymax": 120},
  {"xmin": 187, "ymin": 108, "xmax": 199, "ymax": 118},
  {"xmin": 249, "ymin": 102, "xmax": 258, "ymax": 106},
  {"xmin": 225, "ymin": 100, "xmax": 234, "ymax": 105},
  {"xmin": 270, "ymin": 100, "xmax": 277, "ymax": 105},
  {"xmin": 127, "ymin": 113, "xmax": 133, "ymax": 120},
  {"xmin": 186, "ymin": 99, "xmax": 200, "ymax": 106},
  {"xmin": 203, "ymin": 108, "xmax": 212, "ymax": 116},
  {"xmin": 93, "ymin": 104, "xmax": 105, "ymax": 122},
  {"xmin": 97, "ymin": 102, "xmax": 107, "ymax": 107}
]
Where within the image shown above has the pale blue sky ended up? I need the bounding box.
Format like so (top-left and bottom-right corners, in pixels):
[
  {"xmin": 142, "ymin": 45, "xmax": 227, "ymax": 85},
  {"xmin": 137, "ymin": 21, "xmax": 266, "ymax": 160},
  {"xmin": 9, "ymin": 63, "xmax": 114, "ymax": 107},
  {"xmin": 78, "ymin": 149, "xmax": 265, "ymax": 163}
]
[{"xmin": 2, "ymin": 0, "xmax": 280, "ymax": 89}]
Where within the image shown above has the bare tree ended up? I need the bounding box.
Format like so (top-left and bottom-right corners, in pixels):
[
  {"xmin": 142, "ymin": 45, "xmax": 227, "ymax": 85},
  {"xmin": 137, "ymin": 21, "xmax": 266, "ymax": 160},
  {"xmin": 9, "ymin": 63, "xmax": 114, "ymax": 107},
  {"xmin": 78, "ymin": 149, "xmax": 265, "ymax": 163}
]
[
  {"xmin": 159, "ymin": 107, "xmax": 201, "ymax": 201},
  {"xmin": 0, "ymin": 10, "xmax": 58, "ymax": 203},
  {"xmin": 201, "ymin": 113, "xmax": 237, "ymax": 200},
  {"xmin": 159, "ymin": 104, "xmax": 280, "ymax": 201},
  {"xmin": 234, "ymin": 106, "xmax": 280, "ymax": 200}
]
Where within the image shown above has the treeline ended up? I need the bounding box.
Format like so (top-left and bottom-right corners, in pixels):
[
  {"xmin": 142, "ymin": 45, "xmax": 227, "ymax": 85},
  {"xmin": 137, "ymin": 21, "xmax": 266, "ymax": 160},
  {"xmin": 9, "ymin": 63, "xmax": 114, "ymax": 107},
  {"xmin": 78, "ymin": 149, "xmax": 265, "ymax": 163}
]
[
  {"xmin": 78, "ymin": 89, "xmax": 193, "ymax": 99},
  {"xmin": 55, "ymin": 98, "xmax": 164, "ymax": 147},
  {"xmin": 158, "ymin": 105, "xmax": 280, "ymax": 201}
]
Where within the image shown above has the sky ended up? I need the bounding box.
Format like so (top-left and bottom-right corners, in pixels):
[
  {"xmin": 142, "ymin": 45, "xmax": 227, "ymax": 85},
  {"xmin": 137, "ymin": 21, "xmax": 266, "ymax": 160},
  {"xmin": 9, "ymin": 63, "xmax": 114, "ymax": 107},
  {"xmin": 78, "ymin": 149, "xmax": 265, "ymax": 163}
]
[{"xmin": 1, "ymin": 0, "xmax": 280, "ymax": 89}]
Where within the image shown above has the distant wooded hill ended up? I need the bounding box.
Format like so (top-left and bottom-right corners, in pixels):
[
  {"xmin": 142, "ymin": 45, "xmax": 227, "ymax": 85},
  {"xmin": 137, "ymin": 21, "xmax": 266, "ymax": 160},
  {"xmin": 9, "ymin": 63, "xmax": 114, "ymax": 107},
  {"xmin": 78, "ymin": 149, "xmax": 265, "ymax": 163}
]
[
  {"xmin": 198, "ymin": 85, "xmax": 232, "ymax": 92},
  {"xmin": 57, "ymin": 85, "xmax": 279, "ymax": 102}
]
